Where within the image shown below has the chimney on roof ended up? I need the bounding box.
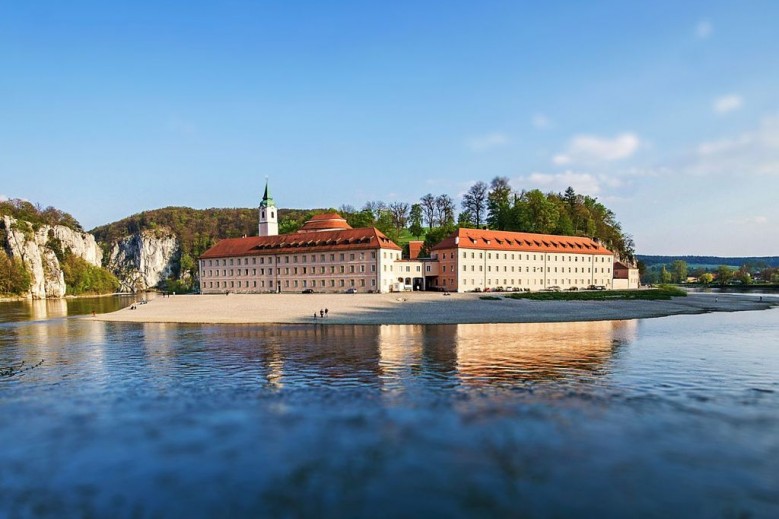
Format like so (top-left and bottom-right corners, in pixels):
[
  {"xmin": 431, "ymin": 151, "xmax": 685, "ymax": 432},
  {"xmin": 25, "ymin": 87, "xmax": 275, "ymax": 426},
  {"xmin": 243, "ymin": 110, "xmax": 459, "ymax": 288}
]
[{"xmin": 408, "ymin": 240, "xmax": 423, "ymax": 260}]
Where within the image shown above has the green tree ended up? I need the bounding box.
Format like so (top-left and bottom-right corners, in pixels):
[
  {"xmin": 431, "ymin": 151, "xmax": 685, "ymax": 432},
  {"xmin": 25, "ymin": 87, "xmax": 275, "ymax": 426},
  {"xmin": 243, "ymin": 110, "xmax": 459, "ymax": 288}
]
[
  {"xmin": 659, "ymin": 265, "xmax": 672, "ymax": 283},
  {"xmin": 344, "ymin": 209, "xmax": 375, "ymax": 229},
  {"xmin": 671, "ymin": 260, "xmax": 688, "ymax": 283},
  {"xmin": 461, "ymin": 181, "xmax": 488, "ymax": 227},
  {"xmin": 375, "ymin": 210, "xmax": 396, "ymax": 241},
  {"xmin": 524, "ymin": 190, "xmax": 559, "ymax": 233},
  {"xmin": 420, "ymin": 193, "xmax": 437, "ymax": 229},
  {"xmin": 716, "ymin": 265, "xmax": 734, "ymax": 286},
  {"xmin": 734, "ymin": 267, "xmax": 752, "ymax": 285},
  {"xmin": 0, "ymin": 250, "xmax": 31, "ymax": 295},
  {"xmin": 408, "ymin": 204, "xmax": 424, "ymax": 239},
  {"xmin": 435, "ymin": 194, "xmax": 456, "ymax": 227},
  {"xmin": 698, "ymin": 272, "xmax": 714, "ymax": 284},
  {"xmin": 421, "ymin": 225, "xmax": 456, "ymax": 258},
  {"xmin": 278, "ymin": 217, "xmax": 302, "ymax": 234},
  {"xmin": 457, "ymin": 210, "xmax": 475, "ymax": 228},
  {"xmin": 487, "ymin": 176, "xmax": 513, "ymax": 230},
  {"xmin": 61, "ymin": 255, "xmax": 120, "ymax": 295},
  {"xmin": 388, "ymin": 202, "xmax": 409, "ymax": 238}
]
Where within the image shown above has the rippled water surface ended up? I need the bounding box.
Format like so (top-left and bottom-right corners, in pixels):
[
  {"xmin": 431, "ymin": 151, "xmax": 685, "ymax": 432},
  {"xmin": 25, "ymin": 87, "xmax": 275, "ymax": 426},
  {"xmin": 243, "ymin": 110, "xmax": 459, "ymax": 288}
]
[{"xmin": 1, "ymin": 297, "xmax": 778, "ymax": 518}]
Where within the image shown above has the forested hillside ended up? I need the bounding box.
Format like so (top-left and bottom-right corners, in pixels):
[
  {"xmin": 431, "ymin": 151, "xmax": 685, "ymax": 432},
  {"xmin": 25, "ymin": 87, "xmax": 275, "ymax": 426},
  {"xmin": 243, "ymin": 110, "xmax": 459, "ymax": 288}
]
[
  {"xmin": 638, "ymin": 255, "xmax": 779, "ymax": 268},
  {"xmin": 0, "ymin": 198, "xmax": 82, "ymax": 231},
  {"xmin": 90, "ymin": 206, "xmax": 324, "ymax": 262},
  {"xmin": 1, "ymin": 199, "xmax": 118, "ymax": 297},
  {"xmin": 637, "ymin": 255, "xmax": 779, "ymax": 285}
]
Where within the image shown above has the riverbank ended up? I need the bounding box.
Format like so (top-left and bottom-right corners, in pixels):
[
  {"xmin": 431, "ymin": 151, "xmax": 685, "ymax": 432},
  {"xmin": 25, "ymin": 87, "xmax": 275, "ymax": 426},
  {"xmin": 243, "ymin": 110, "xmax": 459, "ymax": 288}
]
[
  {"xmin": 90, "ymin": 291, "xmax": 777, "ymax": 325},
  {"xmin": 0, "ymin": 291, "xmax": 130, "ymax": 303}
]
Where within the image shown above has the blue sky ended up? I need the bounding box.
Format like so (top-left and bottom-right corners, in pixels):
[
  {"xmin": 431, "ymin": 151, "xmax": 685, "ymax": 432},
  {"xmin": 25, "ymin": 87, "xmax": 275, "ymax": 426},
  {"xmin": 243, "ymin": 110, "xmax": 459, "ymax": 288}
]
[{"xmin": 1, "ymin": 1, "xmax": 777, "ymax": 256}]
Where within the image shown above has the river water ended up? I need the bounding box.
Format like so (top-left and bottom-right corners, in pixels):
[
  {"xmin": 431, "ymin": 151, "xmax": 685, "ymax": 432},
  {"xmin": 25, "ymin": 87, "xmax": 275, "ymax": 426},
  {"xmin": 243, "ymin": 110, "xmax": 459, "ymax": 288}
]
[{"xmin": 1, "ymin": 295, "xmax": 777, "ymax": 518}]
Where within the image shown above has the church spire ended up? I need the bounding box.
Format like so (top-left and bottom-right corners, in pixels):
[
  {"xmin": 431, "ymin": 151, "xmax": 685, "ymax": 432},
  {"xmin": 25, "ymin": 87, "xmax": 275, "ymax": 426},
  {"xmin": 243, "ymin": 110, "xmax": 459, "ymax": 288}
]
[
  {"xmin": 258, "ymin": 177, "xmax": 278, "ymax": 237},
  {"xmin": 261, "ymin": 178, "xmax": 275, "ymax": 208}
]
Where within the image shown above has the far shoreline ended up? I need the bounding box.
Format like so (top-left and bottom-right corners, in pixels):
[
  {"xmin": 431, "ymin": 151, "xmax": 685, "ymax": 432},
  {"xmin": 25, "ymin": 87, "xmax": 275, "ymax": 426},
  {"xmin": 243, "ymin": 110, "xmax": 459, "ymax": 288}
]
[{"xmin": 90, "ymin": 291, "xmax": 777, "ymax": 326}]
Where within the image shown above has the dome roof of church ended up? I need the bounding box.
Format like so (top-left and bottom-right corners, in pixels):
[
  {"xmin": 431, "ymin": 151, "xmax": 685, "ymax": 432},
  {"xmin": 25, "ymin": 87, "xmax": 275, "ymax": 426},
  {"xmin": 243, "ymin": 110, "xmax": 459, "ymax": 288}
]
[{"xmin": 298, "ymin": 213, "xmax": 353, "ymax": 232}]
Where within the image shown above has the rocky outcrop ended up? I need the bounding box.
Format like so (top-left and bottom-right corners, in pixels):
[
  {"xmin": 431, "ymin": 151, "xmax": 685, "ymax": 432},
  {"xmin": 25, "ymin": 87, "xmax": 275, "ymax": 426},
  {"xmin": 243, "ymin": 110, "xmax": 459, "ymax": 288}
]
[
  {"xmin": 1, "ymin": 215, "xmax": 103, "ymax": 299},
  {"xmin": 107, "ymin": 230, "xmax": 180, "ymax": 292}
]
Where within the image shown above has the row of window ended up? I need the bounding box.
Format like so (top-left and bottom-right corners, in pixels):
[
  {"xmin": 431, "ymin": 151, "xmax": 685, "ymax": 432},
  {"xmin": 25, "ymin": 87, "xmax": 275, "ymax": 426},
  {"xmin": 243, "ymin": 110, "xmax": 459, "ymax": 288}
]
[
  {"xmin": 203, "ymin": 264, "xmax": 376, "ymax": 277},
  {"xmin": 437, "ymin": 251, "xmax": 611, "ymax": 262},
  {"xmin": 459, "ymin": 278, "xmax": 611, "ymax": 286},
  {"xmin": 451, "ymin": 265, "xmax": 612, "ymax": 274},
  {"xmin": 382, "ymin": 264, "xmax": 424, "ymax": 273},
  {"xmin": 203, "ymin": 251, "xmax": 378, "ymax": 268},
  {"xmin": 205, "ymin": 278, "xmax": 377, "ymax": 290}
]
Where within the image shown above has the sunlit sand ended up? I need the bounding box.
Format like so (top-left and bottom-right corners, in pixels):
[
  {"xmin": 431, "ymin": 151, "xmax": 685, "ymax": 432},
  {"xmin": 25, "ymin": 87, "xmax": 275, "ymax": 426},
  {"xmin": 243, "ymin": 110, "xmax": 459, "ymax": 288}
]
[{"xmin": 91, "ymin": 292, "xmax": 775, "ymax": 325}]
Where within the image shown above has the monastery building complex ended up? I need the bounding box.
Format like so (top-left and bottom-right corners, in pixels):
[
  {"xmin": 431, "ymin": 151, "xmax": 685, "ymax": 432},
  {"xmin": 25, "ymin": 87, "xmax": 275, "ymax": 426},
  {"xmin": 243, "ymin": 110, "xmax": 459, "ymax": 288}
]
[{"xmin": 198, "ymin": 183, "xmax": 638, "ymax": 294}]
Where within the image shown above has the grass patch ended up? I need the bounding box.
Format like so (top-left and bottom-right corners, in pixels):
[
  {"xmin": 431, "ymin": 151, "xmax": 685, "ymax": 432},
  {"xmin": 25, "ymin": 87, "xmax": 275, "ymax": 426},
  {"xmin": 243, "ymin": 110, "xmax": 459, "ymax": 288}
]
[
  {"xmin": 504, "ymin": 285, "xmax": 686, "ymax": 301},
  {"xmin": 479, "ymin": 295, "xmax": 502, "ymax": 301}
]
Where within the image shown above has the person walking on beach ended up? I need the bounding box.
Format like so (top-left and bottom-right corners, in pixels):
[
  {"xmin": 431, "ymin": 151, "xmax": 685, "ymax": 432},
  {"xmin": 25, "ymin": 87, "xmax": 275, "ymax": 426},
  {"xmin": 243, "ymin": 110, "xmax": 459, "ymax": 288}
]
[
  {"xmin": 325, "ymin": 308, "xmax": 328, "ymax": 317},
  {"xmin": 320, "ymin": 309, "xmax": 324, "ymax": 319}
]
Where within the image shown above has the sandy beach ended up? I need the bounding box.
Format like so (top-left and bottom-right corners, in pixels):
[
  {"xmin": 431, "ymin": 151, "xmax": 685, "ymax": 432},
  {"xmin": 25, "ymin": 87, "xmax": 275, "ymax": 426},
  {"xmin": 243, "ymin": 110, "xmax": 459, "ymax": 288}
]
[{"xmin": 91, "ymin": 291, "xmax": 777, "ymax": 325}]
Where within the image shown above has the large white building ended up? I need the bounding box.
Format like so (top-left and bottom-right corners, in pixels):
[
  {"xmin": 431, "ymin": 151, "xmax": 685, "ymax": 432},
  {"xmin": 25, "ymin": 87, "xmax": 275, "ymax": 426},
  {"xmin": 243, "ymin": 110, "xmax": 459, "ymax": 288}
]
[
  {"xmin": 198, "ymin": 184, "xmax": 635, "ymax": 294},
  {"xmin": 199, "ymin": 211, "xmax": 403, "ymax": 294},
  {"xmin": 429, "ymin": 227, "xmax": 615, "ymax": 292}
]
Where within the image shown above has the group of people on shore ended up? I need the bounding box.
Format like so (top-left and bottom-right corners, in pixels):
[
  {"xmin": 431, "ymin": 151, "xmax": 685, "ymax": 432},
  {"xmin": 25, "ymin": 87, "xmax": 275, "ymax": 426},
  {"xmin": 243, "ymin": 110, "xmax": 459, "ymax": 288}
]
[{"xmin": 313, "ymin": 308, "xmax": 329, "ymax": 320}]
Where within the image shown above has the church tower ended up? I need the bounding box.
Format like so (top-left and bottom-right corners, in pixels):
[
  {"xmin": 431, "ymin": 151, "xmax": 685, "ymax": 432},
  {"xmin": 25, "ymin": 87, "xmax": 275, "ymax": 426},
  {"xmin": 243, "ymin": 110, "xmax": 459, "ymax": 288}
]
[{"xmin": 258, "ymin": 179, "xmax": 278, "ymax": 236}]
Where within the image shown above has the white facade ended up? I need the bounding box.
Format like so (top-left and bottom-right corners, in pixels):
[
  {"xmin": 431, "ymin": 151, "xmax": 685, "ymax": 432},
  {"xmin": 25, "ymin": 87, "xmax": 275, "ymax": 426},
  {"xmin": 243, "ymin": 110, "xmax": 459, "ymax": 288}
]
[
  {"xmin": 200, "ymin": 247, "xmax": 403, "ymax": 294},
  {"xmin": 258, "ymin": 181, "xmax": 278, "ymax": 237},
  {"xmin": 431, "ymin": 247, "xmax": 614, "ymax": 292}
]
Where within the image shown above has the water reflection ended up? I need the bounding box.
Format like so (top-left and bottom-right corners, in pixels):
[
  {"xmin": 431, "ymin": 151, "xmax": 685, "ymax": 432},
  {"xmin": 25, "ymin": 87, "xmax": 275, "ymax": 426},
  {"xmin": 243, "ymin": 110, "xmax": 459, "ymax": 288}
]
[
  {"xmin": 1, "ymin": 310, "xmax": 777, "ymax": 518},
  {"xmin": 162, "ymin": 321, "xmax": 639, "ymax": 391},
  {"xmin": 452, "ymin": 321, "xmax": 638, "ymax": 384},
  {"xmin": 0, "ymin": 294, "xmax": 140, "ymax": 323}
]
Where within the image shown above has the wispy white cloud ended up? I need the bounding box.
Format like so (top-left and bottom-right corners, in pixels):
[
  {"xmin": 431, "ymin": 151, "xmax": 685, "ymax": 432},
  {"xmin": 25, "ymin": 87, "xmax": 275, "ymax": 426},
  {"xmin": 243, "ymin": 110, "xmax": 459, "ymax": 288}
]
[
  {"xmin": 692, "ymin": 115, "xmax": 779, "ymax": 176},
  {"xmin": 532, "ymin": 114, "xmax": 552, "ymax": 129},
  {"xmin": 0, "ymin": 194, "xmax": 8, "ymax": 202},
  {"xmin": 525, "ymin": 171, "xmax": 603, "ymax": 194},
  {"xmin": 713, "ymin": 94, "xmax": 743, "ymax": 114},
  {"xmin": 466, "ymin": 132, "xmax": 509, "ymax": 152},
  {"xmin": 696, "ymin": 20, "xmax": 713, "ymax": 39},
  {"xmin": 749, "ymin": 216, "xmax": 769, "ymax": 225},
  {"xmin": 553, "ymin": 133, "xmax": 640, "ymax": 165}
]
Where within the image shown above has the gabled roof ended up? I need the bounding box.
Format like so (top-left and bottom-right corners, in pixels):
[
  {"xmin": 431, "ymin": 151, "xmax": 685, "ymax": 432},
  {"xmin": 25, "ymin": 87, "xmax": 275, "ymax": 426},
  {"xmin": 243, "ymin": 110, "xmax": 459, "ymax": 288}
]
[
  {"xmin": 431, "ymin": 228, "xmax": 613, "ymax": 255},
  {"xmin": 200, "ymin": 227, "xmax": 400, "ymax": 259}
]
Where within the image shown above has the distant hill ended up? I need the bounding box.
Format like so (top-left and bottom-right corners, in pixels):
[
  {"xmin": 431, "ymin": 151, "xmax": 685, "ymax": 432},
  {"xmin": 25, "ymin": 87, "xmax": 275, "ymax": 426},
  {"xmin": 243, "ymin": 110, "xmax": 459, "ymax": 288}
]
[
  {"xmin": 89, "ymin": 206, "xmax": 329, "ymax": 291},
  {"xmin": 638, "ymin": 255, "xmax": 779, "ymax": 268},
  {"xmin": 90, "ymin": 206, "xmax": 322, "ymax": 259}
]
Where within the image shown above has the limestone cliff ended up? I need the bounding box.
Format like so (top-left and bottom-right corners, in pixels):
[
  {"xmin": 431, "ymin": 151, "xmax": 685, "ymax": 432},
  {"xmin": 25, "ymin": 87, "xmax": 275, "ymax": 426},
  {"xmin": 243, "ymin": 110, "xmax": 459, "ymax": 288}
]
[
  {"xmin": 107, "ymin": 230, "xmax": 180, "ymax": 292},
  {"xmin": 1, "ymin": 215, "xmax": 103, "ymax": 299}
]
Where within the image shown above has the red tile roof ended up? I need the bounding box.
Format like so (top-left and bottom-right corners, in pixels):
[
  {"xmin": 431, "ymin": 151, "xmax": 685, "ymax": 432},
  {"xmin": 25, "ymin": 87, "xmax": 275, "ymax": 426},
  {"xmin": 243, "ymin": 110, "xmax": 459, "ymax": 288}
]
[
  {"xmin": 431, "ymin": 228, "xmax": 613, "ymax": 255},
  {"xmin": 298, "ymin": 213, "xmax": 352, "ymax": 232},
  {"xmin": 200, "ymin": 227, "xmax": 400, "ymax": 259}
]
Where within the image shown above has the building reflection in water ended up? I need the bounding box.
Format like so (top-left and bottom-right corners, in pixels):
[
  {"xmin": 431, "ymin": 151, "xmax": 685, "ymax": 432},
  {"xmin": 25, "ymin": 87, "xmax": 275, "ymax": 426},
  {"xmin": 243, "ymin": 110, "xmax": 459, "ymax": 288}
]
[
  {"xmin": 377, "ymin": 320, "xmax": 637, "ymax": 387},
  {"xmin": 449, "ymin": 321, "xmax": 637, "ymax": 385},
  {"xmin": 199, "ymin": 320, "xmax": 638, "ymax": 391},
  {"xmin": 37, "ymin": 320, "xmax": 638, "ymax": 392},
  {"xmin": 27, "ymin": 298, "xmax": 69, "ymax": 321}
]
